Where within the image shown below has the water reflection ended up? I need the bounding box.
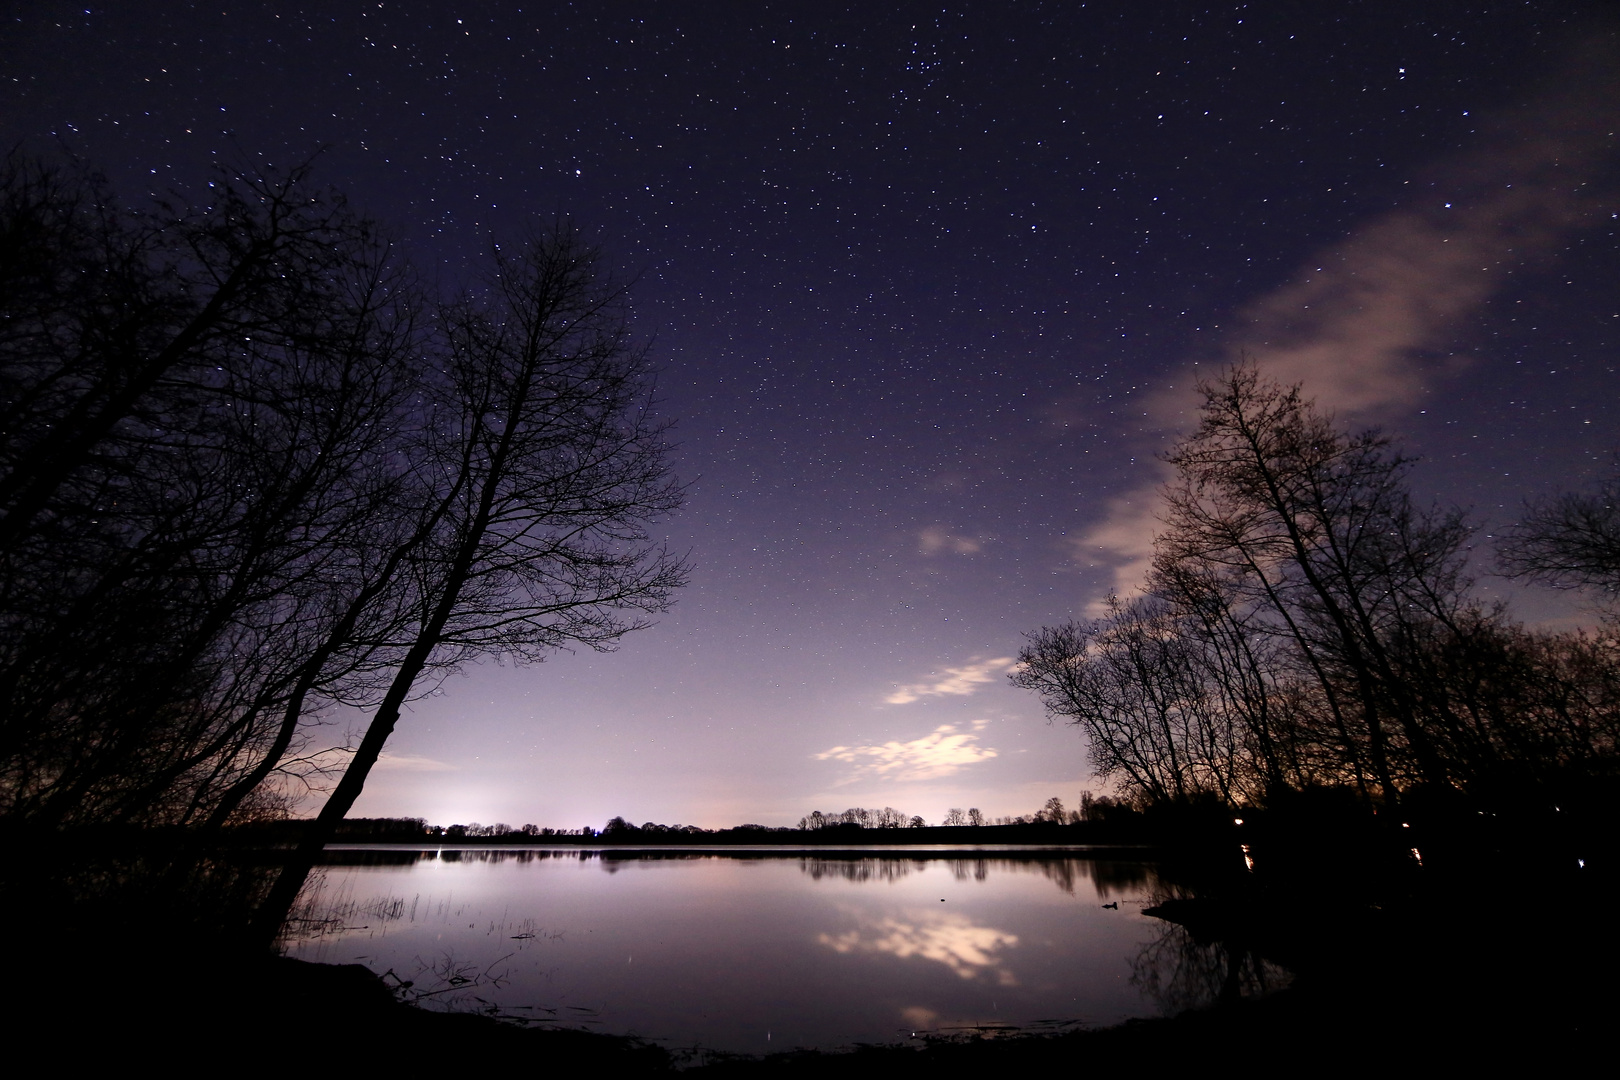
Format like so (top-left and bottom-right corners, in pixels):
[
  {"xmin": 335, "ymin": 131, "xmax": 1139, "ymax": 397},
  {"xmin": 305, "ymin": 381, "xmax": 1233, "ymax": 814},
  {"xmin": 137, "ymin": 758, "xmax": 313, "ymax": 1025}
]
[
  {"xmin": 800, "ymin": 856, "xmax": 928, "ymax": 885},
  {"xmin": 1130, "ymin": 921, "xmax": 1290, "ymax": 1013},
  {"xmin": 316, "ymin": 846, "xmax": 1161, "ymax": 898},
  {"xmin": 286, "ymin": 846, "xmax": 1195, "ymax": 1053},
  {"xmin": 797, "ymin": 853, "xmax": 1156, "ymax": 898},
  {"xmin": 316, "ymin": 846, "xmax": 582, "ymax": 866},
  {"xmin": 819, "ymin": 911, "xmax": 1020, "ymax": 983}
]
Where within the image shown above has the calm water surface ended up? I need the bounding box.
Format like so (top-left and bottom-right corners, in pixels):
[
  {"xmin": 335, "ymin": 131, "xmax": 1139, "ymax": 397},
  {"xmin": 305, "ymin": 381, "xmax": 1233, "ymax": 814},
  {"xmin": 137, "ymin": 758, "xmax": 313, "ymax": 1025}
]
[{"xmin": 283, "ymin": 846, "xmax": 1264, "ymax": 1054}]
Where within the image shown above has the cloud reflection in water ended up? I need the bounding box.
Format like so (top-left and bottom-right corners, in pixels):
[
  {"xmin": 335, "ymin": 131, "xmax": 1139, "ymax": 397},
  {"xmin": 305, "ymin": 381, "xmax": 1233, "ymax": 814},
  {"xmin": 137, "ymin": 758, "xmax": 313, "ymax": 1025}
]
[{"xmin": 819, "ymin": 910, "xmax": 1020, "ymax": 984}]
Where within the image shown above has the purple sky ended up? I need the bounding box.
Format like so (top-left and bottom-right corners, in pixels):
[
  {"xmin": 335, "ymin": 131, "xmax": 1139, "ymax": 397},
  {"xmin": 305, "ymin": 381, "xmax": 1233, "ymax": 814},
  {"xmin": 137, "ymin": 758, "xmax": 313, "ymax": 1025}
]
[{"xmin": 5, "ymin": 3, "xmax": 1615, "ymax": 828}]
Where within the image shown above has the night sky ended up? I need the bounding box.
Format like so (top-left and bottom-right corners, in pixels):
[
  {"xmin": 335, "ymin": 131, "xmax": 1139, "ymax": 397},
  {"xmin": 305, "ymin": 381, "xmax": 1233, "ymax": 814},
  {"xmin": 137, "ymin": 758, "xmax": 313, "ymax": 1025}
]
[{"xmin": 5, "ymin": 2, "xmax": 1616, "ymax": 828}]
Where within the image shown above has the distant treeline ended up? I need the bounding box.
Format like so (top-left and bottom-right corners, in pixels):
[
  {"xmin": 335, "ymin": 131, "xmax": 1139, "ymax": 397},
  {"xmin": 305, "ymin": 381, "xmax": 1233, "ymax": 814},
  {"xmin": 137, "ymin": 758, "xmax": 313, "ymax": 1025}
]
[
  {"xmin": 317, "ymin": 813, "xmax": 1151, "ymax": 846},
  {"xmin": 318, "ymin": 795, "xmax": 1141, "ymax": 846},
  {"xmin": 795, "ymin": 796, "xmax": 1088, "ymax": 830}
]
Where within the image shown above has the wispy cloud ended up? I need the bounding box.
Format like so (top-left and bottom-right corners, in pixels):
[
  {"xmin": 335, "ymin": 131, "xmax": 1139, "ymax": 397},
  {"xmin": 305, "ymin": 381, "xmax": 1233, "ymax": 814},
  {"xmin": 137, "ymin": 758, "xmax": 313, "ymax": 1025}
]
[
  {"xmin": 885, "ymin": 656, "xmax": 1016, "ymax": 705},
  {"xmin": 815, "ymin": 720, "xmax": 998, "ymax": 782},
  {"xmin": 1075, "ymin": 37, "xmax": 1620, "ymax": 599},
  {"xmin": 918, "ymin": 525, "xmax": 982, "ymax": 555},
  {"xmin": 1067, "ymin": 491, "xmax": 1166, "ymax": 611},
  {"xmin": 374, "ymin": 752, "xmax": 458, "ymax": 772},
  {"xmin": 819, "ymin": 911, "xmax": 1020, "ymax": 982}
]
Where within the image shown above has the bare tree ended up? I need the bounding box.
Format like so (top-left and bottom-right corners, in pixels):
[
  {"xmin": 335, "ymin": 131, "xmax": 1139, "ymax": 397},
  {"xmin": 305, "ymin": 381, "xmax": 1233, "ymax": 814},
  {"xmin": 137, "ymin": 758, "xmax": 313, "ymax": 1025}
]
[
  {"xmin": 1014, "ymin": 597, "xmax": 1215, "ymax": 804},
  {"xmin": 1154, "ymin": 363, "xmax": 1482, "ymax": 800},
  {"xmin": 0, "ymin": 154, "xmax": 379, "ymax": 552},
  {"xmin": 1014, "ymin": 363, "xmax": 1557, "ymax": 813},
  {"xmin": 253, "ymin": 223, "xmax": 688, "ymax": 936},
  {"xmin": 1499, "ymin": 465, "xmax": 1620, "ymax": 616},
  {"xmin": 0, "ymin": 153, "xmax": 418, "ymax": 826}
]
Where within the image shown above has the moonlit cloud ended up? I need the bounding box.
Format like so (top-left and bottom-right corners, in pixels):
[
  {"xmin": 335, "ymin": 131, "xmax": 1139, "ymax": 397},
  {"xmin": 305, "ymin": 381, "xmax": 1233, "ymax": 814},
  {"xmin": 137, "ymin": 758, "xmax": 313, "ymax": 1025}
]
[
  {"xmin": 1067, "ymin": 490, "xmax": 1166, "ymax": 611},
  {"xmin": 1075, "ymin": 40, "xmax": 1620, "ymax": 599},
  {"xmin": 374, "ymin": 752, "xmax": 458, "ymax": 772},
  {"xmin": 918, "ymin": 525, "xmax": 982, "ymax": 555},
  {"xmin": 900, "ymin": 1006, "xmax": 940, "ymax": 1028},
  {"xmin": 819, "ymin": 911, "xmax": 1020, "ymax": 982},
  {"xmin": 815, "ymin": 720, "xmax": 999, "ymax": 783},
  {"xmin": 885, "ymin": 656, "xmax": 1017, "ymax": 705}
]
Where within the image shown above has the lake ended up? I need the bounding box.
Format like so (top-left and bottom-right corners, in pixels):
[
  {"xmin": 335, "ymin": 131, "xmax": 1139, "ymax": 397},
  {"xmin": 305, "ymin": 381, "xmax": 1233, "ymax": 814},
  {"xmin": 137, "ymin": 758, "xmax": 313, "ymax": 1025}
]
[{"xmin": 282, "ymin": 845, "xmax": 1280, "ymax": 1055}]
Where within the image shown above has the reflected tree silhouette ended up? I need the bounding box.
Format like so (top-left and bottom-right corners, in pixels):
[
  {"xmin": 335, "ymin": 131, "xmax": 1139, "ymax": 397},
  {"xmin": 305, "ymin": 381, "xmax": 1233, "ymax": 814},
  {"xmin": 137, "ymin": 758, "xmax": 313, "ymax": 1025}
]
[
  {"xmin": 342, "ymin": 847, "xmax": 580, "ymax": 867},
  {"xmin": 947, "ymin": 858, "xmax": 990, "ymax": 884},
  {"xmin": 599, "ymin": 850, "xmax": 714, "ymax": 873},
  {"xmin": 795, "ymin": 854, "xmax": 1161, "ymax": 899},
  {"xmin": 800, "ymin": 857, "xmax": 928, "ymax": 884},
  {"xmin": 1131, "ymin": 918, "xmax": 1289, "ymax": 1015},
  {"xmin": 1090, "ymin": 859, "xmax": 1160, "ymax": 902},
  {"xmin": 306, "ymin": 845, "xmax": 1167, "ymax": 909}
]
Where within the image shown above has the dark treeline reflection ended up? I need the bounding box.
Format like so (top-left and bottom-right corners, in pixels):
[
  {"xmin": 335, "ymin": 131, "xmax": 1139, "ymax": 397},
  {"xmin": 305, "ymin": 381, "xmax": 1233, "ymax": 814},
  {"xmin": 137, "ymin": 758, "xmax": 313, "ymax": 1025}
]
[
  {"xmin": 1130, "ymin": 920, "xmax": 1289, "ymax": 1015},
  {"xmin": 314, "ymin": 845, "xmax": 1159, "ymax": 898},
  {"xmin": 798, "ymin": 854, "xmax": 1156, "ymax": 898},
  {"xmin": 318, "ymin": 846, "xmax": 589, "ymax": 867}
]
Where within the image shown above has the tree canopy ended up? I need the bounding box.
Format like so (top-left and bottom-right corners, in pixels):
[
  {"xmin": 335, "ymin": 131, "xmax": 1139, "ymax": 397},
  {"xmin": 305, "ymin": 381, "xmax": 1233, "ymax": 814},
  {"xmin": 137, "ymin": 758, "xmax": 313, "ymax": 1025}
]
[
  {"xmin": 0, "ymin": 154, "xmax": 687, "ymax": 834},
  {"xmin": 1014, "ymin": 364, "xmax": 1620, "ymax": 814}
]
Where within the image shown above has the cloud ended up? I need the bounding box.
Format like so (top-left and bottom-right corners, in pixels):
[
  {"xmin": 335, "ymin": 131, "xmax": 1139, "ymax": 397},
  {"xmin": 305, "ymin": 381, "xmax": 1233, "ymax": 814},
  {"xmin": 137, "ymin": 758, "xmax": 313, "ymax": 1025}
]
[
  {"xmin": 374, "ymin": 752, "xmax": 458, "ymax": 772},
  {"xmin": 819, "ymin": 911, "xmax": 1020, "ymax": 981},
  {"xmin": 815, "ymin": 720, "xmax": 998, "ymax": 782},
  {"xmin": 885, "ymin": 656, "xmax": 1016, "ymax": 705},
  {"xmin": 1075, "ymin": 37, "xmax": 1620, "ymax": 599},
  {"xmin": 900, "ymin": 1006, "xmax": 940, "ymax": 1028},
  {"xmin": 918, "ymin": 525, "xmax": 982, "ymax": 555},
  {"xmin": 1066, "ymin": 489, "xmax": 1167, "ymax": 612}
]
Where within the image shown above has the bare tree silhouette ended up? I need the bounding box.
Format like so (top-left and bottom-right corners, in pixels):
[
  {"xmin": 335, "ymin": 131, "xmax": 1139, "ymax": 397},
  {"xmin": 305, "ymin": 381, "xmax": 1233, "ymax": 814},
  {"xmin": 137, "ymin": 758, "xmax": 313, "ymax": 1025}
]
[
  {"xmin": 1500, "ymin": 464, "xmax": 1620, "ymax": 617},
  {"xmin": 1016, "ymin": 362, "xmax": 1620, "ymax": 815},
  {"xmin": 252, "ymin": 223, "xmax": 688, "ymax": 939},
  {"xmin": 0, "ymin": 153, "xmax": 422, "ymax": 826}
]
